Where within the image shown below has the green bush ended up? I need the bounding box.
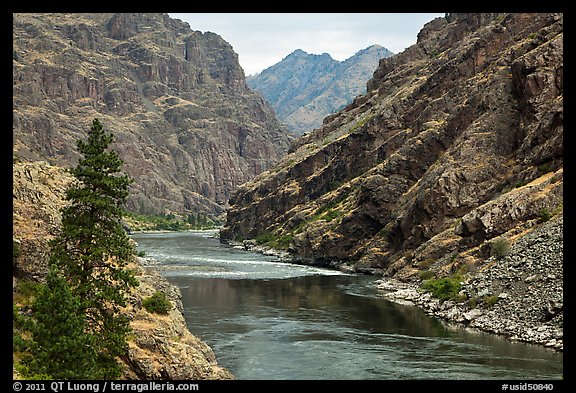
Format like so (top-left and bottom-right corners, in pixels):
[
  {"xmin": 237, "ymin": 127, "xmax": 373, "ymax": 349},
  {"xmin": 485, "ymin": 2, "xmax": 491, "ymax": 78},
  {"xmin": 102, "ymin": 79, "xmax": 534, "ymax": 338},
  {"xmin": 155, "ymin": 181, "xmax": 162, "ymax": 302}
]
[
  {"xmin": 468, "ymin": 296, "xmax": 479, "ymax": 309},
  {"xmin": 483, "ymin": 295, "xmax": 499, "ymax": 307},
  {"xmin": 255, "ymin": 232, "xmax": 293, "ymax": 250},
  {"xmin": 323, "ymin": 209, "xmax": 341, "ymax": 222},
  {"xmin": 421, "ymin": 277, "xmax": 463, "ymax": 302},
  {"xmin": 419, "ymin": 270, "xmax": 435, "ymax": 280},
  {"xmin": 537, "ymin": 208, "xmax": 551, "ymax": 223},
  {"xmin": 417, "ymin": 258, "xmax": 435, "ymax": 269},
  {"xmin": 255, "ymin": 232, "xmax": 276, "ymax": 245},
  {"xmin": 142, "ymin": 291, "xmax": 172, "ymax": 315},
  {"xmin": 14, "ymin": 279, "xmax": 43, "ymax": 305},
  {"xmin": 273, "ymin": 235, "xmax": 294, "ymax": 250},
  {"xmin": 490, "ymin": 238, "xmax": 510, "ymax": 259}
]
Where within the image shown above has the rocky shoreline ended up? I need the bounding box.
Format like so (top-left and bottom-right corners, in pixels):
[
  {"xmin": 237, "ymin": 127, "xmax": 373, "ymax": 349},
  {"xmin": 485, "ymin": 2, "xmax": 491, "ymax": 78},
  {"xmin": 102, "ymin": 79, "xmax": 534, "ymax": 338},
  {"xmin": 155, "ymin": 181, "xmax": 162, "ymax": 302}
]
[
  {"xmin": 229, "ymin": 239, "xmax": 293, "ymax": 260},
  {"xmin": 375, "ymin": 216, "xmax": 563, "ymax": 352}
]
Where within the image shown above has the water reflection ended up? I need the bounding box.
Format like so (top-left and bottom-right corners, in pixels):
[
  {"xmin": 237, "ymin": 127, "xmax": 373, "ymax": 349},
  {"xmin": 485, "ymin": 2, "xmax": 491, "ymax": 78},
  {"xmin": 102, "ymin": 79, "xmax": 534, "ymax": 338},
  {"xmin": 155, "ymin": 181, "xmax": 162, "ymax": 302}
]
[
  {"xmin": 132, "ymin": 232, "xmax": 563, "ymax": 380},
  {"xmin": 170, "ymin": 275, "xmax": 562, "ymax": 380}
]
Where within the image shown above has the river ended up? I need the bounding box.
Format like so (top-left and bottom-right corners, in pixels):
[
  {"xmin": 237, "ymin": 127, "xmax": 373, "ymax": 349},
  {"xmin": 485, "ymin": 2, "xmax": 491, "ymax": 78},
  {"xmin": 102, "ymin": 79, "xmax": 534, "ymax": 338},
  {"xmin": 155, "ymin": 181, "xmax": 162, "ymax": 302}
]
[{"xmin": 131, "ymin": 230, "xmax": 563, "ymax": 380}]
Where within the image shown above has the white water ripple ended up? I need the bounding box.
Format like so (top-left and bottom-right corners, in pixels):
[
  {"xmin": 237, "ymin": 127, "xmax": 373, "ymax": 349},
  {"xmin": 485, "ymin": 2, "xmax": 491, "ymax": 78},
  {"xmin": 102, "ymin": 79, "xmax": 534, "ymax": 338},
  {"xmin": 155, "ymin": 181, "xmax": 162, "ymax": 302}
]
[{"xmin": 132, "ymin": 231, "xmax": 348, "ymax": 280}]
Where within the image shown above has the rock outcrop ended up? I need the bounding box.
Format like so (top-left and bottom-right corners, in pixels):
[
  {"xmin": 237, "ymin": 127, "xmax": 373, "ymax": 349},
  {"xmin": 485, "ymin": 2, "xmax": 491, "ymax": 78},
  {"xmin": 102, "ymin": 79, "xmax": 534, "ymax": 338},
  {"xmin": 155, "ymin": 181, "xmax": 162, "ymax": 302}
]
[
  {"xmin": 13, "ymin": 13, "xmax": 293, "ymax": 221},
  {"xmin": 221, "ymin": 12, "xmax": 562, "ymax": 300},
  {"xmin": 122, "ymin": 259, "xmax": 233, "ymax": 379},
  {"xmin": 13, "ymin": 160, "xmax": 233, "ymax": 379},
  {"xmin": 13, "ymin": 161, "xmax": 74, "ymax": 280},
  {"xmin": 247, "ymin": 45, "xmax": 393, "ymax": 135}
]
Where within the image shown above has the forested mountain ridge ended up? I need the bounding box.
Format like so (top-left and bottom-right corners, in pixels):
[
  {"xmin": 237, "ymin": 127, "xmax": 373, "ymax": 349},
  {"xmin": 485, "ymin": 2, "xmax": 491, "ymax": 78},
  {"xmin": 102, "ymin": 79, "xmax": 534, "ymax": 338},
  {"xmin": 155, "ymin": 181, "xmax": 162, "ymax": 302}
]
[
  {"xmin": 13, "ymin": 13, "xmax": 293, "ymax": 221},
  {"xmin": 247, "ymin": 45, "xmax": 393, "ymax": 135}
]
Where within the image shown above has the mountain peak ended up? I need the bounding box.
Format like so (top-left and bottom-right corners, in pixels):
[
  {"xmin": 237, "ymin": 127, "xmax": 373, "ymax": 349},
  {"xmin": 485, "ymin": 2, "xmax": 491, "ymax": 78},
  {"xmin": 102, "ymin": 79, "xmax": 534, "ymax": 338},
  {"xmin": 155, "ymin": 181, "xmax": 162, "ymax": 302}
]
[
  {"xmin": 352, "ymin": 44, "xmax": 393, "ymax": 59},
  {"xmin": 286, "ymin": 49, "xmax": 334, "ymax": 61},
  {"xmin": 290, "ymin": 48, "xmax": 308, "ymax": 56},
  {"xmin": 248, "ymin": 45, "xmax": 393, "ymax": 135}
]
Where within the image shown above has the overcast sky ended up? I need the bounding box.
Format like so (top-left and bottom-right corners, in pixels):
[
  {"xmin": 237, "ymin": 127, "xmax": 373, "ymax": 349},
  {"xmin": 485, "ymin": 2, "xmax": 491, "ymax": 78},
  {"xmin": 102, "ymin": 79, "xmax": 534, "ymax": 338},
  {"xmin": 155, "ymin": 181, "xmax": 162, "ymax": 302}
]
[{"xmin": 168, "ymin": 13, "xmax": 445, "ymax": 76}]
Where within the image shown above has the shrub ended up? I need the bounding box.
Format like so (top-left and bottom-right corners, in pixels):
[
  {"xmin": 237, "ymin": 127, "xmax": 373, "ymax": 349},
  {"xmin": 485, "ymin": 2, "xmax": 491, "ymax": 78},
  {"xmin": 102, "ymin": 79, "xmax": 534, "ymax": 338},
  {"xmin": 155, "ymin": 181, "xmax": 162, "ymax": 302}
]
[
  {"xmin": 421, "ymin": 277, "xmax": 463, "ymax": 302},
  {"xmin": 417, "ymin": 258, "xmax": 435, "ymax": 269},
  {"xmin": 323, "ymin": 209, "xmax": 341, "ymax": 222},
  {"xmin": 143, "ymin": 291, "xmax": 172, "ymax": 315},
  {"xmin": 419, "ymin": 270, "xmax": 435, "ymax": 281},
  {"xmin": 468, "ymin": 296, "xmax": 479, "ymax": 309},
  {"xmin": 490, "ymin": 238, "xmax": 511, "ymax": 259},
  {"xmin": 255, "ymin": 232, "xmax": 276, "ymax": 245},
  {"xmin": 537, "ymin": 208, "xmax": 551, "ymax": 223},
  {"xmin": 14, "ymin": 279, "xmax": 43, "ymax": 305},
  {"xmin": 254, "ymin": 232, "xmax": 293, "ymax": 250},
  {"xmin": 483, "ymin": 295, "xmax": 499, "ymax": 307},
  {"xmin": 273, "ymin": 235, "xmax": 293, "ymax": 250}
]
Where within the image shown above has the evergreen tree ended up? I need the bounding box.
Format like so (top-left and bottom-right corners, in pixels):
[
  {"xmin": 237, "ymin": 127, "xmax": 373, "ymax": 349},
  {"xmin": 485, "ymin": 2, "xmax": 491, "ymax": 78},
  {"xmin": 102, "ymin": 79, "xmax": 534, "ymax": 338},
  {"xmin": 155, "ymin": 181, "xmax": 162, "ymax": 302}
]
[
  {"xmin": 25, "ymin": 266, "xmax": 97, "ymax": 379},
  {"xmin": 49, "ymin": 118, "xmax": 139, "ymax": 379}
]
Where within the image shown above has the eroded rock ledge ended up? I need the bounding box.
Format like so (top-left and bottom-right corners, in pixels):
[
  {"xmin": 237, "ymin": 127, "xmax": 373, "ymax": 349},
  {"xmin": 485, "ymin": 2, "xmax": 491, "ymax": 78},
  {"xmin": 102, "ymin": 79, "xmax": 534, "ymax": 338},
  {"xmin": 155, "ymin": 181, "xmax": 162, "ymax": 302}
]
[{"xmin": 123, "ymin": 258, "xmax": 234, "ymax": 379}]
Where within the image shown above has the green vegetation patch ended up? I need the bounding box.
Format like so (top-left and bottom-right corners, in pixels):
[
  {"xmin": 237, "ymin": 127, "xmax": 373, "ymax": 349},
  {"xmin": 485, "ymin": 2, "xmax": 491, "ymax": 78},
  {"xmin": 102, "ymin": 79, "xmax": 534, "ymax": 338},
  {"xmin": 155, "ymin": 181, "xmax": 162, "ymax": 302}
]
[
  {"xmin": 490, "ymin": 238, "xmax": 511, "ymax": 259},
  {"xmin": 126, "ymin": 211, "xmax": 218, "ymax": 231},
  {"xmin": 14, "ymin": 279, "xmax": 43, "ymax": 306},
  {"xmin": 143, "ymin": 291, "xmax": 172, "ymax": 315},
  {"xmin": 537, "ymin": 208, "xmax": 551, "ymax": 223},
  {"xmin": 419, "ymin": 270, "xmax": 435, "ymax": 281},
  {"xmin": 255, "ymin": 232, "xmax": 276, "ymax": 245},
  {"xmin": 421, "ymin": 276, "xmax": 464, "ymax": 302},
  {"xmin": 482, "ymin": 295, "xmax": 499, "ymax": 308},
  {"xmin": 255, "ymin": 231, "xmax": 293, "ymax": 250}
]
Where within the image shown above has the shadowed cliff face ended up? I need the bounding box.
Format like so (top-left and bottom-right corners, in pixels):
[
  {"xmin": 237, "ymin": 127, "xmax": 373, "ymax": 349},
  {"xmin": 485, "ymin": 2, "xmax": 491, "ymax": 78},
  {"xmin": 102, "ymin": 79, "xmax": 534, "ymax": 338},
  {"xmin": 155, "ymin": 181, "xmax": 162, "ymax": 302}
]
[
  {"xmin": 221, "ymin": 13, "xmax": 563, "ymax": 278},
  {"xmin": 13, "ymin": 13, "xmax": 293, "ymax": 220}
]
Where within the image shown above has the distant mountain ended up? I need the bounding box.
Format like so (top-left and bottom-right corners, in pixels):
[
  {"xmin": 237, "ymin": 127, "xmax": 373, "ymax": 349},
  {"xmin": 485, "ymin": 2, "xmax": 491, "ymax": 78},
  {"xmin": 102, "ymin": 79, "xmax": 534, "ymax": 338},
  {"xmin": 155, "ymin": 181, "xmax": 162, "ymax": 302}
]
[{"xmin": 247, "ymin": 45, "xmax": 393, "ymax": 135}]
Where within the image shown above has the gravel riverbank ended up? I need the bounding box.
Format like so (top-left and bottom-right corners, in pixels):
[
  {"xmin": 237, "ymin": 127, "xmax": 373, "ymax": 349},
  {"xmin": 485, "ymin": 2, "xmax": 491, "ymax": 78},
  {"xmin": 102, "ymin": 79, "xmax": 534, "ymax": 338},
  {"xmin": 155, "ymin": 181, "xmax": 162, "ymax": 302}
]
[{"xmin": 376, "ymin": 216, "xmax": 563, "ymax": 351}]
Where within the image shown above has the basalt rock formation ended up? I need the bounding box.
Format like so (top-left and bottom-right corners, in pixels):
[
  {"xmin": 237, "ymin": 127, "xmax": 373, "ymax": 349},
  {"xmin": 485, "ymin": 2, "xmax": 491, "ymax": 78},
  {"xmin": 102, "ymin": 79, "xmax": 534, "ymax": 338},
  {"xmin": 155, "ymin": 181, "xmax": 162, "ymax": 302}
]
[
  {"xmin": 247, "ymin": 45, "xmax": 393, "ymax": 135},
  {"xmin": 13, "ymin": 13, "xmax": 292, "ymax": 221},
  {"xmin": 221, "ymin": 13, "xmax": 563, "ymax": 281}
]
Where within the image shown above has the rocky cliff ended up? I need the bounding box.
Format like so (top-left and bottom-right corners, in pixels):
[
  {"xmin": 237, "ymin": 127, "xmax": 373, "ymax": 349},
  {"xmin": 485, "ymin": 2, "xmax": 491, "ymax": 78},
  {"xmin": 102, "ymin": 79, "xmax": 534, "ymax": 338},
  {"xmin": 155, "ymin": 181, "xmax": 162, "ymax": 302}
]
[
  {"xmin": 221, "ymin": 13, "xmax": 563, "ymax": 279},
  {"xmin": 247, "ymin": 45, "xmax": 393, "ymax": 135},
  {"xmin": 13, "ymin": 13, "xmax": 293, "ymax": 221},
  {"xmin": 13, "ymin": 160, "xmax": 233, "ymax": 379}
]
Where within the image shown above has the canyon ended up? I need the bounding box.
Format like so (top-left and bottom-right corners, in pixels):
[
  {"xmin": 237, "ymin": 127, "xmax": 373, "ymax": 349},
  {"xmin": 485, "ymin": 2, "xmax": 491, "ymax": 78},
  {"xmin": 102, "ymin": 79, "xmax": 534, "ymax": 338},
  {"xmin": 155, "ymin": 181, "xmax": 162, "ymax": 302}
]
[
  {"xmin": 13, "ymin": 13, "xmax": 293, "ymax": 221},
  {"xmin": 221, "ymin": 13, "xmax": 563, "ymax": 348}
]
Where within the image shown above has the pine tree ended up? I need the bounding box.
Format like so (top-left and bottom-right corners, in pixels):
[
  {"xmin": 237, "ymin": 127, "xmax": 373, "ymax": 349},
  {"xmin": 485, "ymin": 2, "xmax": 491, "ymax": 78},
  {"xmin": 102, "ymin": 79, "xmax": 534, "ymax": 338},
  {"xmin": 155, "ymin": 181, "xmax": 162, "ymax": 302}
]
[
  {"xmin": 49, "ymin": 118, "xmax": 139, "ymax": 379},
  {"xmin": 25, "ymin": 266, "xmax": 98, "ymax": 379}
]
